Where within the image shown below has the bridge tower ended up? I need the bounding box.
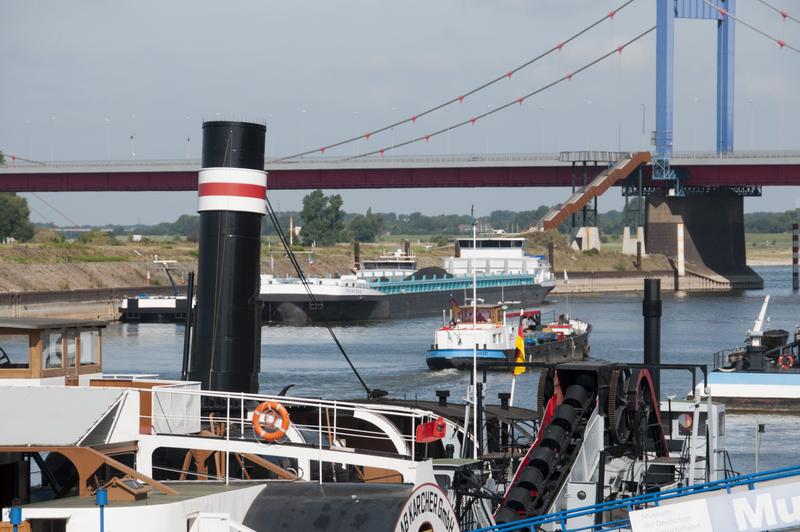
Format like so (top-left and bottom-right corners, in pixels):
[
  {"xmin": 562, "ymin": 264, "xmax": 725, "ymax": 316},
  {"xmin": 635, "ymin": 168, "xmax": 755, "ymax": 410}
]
[
  {"xmin": 647, "ymin": 1, "xmax": 762, "ymax": 290},
  {"xmin": 655, "ymin": 0, "xmax": 735, "ymax": 183}
]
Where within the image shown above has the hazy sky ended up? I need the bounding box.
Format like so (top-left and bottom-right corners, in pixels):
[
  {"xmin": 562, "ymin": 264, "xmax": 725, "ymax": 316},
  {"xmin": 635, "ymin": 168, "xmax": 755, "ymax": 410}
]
[{"xmin": 2, "ymin": 0, "xmax": 799, "ymax": 225}]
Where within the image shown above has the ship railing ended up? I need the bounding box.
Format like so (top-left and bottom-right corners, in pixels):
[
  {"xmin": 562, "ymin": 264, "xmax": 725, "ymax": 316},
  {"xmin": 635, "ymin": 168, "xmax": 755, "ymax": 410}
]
[
  {"xmin": 712, "ymin": 348, "xmax": 746, "ymax": 370},
  {"xmin": 713, "ymin": 347, "xmax": 800, "ymax": 373},
  {"xmin": 129, "ymin": 385, "xmax": 455, "ymax": 465},
  {"xmin": 370, "ymin": 273, "xmax": 539, "ymax": 294},
  {"xmin": 102, "ymin": 373, "xmax": 161, "ymax": 380},
  {"xmin": 469, "ymin": 463, "xmax": 800, "ymax": 531}
]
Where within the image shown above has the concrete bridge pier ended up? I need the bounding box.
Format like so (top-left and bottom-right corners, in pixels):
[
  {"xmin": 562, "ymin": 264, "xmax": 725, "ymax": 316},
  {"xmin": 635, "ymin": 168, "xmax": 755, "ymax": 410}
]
[{"xmin": 646, "ymin": 194, "xmax": 763, "ymax": 289}]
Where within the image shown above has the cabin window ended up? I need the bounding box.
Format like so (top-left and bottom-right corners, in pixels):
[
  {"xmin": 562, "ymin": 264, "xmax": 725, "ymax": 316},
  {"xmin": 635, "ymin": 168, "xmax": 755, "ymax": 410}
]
[
  {"xmin": 29, "ymin": 519, "xmax": 67, "ymax": 532},
  {"xmin": 0, "ymin": 334, "xmax": 30, "ymax": 369},
  {"xmin": 42, "ymin": 332, "xmax": 64, "ymax": 369},
  {"xmin": 80, "ymin": 330, "xmax": 100, "ymax": 366},
  {"xmin": 64, "ymin": 332, "xmax": 77, "ymax": 368}
]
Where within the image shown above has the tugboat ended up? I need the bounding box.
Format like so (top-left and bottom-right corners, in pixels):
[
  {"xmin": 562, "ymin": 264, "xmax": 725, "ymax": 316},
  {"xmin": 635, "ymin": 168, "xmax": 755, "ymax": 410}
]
[
  {"xmin": 426, "ymin": 302, "xmax": 591, "ymax": 370},
  {"xmin": 697, "ymin": 295, "xmax": 800, "ymax": 411}
]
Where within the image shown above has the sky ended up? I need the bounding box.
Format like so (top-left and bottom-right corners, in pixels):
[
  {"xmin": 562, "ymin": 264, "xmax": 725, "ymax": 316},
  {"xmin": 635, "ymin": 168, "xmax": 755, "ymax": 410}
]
[{"xmin": 1, "ymin": 0, "xmax": 799, "ymax": 226}]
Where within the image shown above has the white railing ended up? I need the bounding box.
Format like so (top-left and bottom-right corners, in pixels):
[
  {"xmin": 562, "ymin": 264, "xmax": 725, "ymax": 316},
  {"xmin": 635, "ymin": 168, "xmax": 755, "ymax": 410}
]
[
  {"xmin": 125, "ymin": 383, "xmax": 461, "ymax": 467},
  {"xmin": 102, "ymin": 373, "xmax": 161, "ymax": 380}
]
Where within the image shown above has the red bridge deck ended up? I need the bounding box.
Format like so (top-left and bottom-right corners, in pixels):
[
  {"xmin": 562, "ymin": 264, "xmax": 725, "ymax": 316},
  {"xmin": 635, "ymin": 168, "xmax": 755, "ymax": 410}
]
[{"xmin": 0, "ymin": 152, "xmax": 798, "ymax": 191}]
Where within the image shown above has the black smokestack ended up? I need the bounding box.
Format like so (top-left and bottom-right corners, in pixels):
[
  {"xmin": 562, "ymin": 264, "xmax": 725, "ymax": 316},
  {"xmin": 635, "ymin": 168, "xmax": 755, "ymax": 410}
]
[
  {"xmin": 189, "ymin": 120, "xmax": 266, "ymax": 393},
  {"xmin": 643, "ymin": 278, "xmax": 662, "ymax": 399}
]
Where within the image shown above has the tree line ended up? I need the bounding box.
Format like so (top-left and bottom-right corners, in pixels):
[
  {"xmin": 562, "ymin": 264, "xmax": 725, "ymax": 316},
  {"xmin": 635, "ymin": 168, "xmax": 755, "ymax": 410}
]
[
  {"xmin": 93, "ymin": 191, "xmax": 800, "ymax": 244},
  {"xmin": 4, "ymin": 187, "xmax": 800, "ymax": 244}
]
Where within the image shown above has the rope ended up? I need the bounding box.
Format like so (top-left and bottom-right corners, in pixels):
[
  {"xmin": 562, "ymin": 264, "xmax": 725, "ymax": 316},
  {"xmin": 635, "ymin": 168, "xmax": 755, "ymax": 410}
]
[
  {"xmin": 347, "ymin": 26, "xmax": 656, "ymax": 160},
  {"xmin": 263, "ymin": 194, "xmax": 380, "ymax": 399},
  {"xmin": 756, "ymin": 0, "xmax": 800, "ymax": 25},
  {"xmin": 703, "ymin": 0, "xmax": 800, "ymax": 53},
  {"xmin": 274, "ymin": 0, "xmax": 638, "ymax": 161}
]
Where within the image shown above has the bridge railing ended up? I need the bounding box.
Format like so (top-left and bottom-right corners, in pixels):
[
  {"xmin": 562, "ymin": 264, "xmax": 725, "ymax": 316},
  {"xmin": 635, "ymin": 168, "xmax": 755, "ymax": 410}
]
[{"xmin": 3, "ymin": 150, "xmax": 800, "ymax": 171}]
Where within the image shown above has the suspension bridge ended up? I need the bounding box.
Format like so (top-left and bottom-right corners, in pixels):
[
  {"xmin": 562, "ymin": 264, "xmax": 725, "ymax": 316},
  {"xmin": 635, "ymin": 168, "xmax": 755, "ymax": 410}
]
[{"xmin": 1, "ymin": 0, "xmax": 799, "ymax": 288}]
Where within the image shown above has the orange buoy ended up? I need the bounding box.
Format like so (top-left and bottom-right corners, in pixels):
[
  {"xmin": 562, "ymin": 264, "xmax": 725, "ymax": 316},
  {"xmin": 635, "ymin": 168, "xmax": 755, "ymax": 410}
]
[
  {"xmin": 252, "ymin": 401, "xmax": 290, "ymax": 442},
  {"xmin": 778, "ymin": 353, "xmax": 795, "ymax": 370}
]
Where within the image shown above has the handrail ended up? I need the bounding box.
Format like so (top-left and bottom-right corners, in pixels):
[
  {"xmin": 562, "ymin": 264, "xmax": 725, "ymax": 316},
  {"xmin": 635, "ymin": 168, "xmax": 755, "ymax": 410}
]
[
  {"xmin": 4, "ymin": 150, "xmax": 800, "ymax": 171},
  {"xmin": 107, "ymin": 380, "xmax": 464, "ymax": 474},
  {"xmin": 470, "ymin": 463, "xmax": 800, "ymax": 531}
]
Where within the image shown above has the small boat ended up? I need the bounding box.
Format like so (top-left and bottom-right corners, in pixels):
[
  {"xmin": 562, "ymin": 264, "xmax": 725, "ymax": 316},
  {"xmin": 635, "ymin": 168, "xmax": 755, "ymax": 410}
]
[
  {"xmin": 426, "ymin": 302, "xmax": 591, "ymax": 370},
  {"xmin": 697, "ymin": 295, "xmax": 800, "ymax": 411}
]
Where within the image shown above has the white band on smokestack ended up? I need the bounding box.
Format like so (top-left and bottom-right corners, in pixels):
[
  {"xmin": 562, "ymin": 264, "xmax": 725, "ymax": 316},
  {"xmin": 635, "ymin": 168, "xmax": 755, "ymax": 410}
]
[{"xmin": 198, "ymin": 167, "xmax": 267, "ymax": 214}]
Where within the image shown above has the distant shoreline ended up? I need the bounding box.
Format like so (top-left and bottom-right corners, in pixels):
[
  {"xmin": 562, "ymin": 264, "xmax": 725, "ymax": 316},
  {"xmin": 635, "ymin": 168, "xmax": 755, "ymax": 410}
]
[{"xmin": 747, "ymin": 259, "xmax": 792, "ymax": 267}]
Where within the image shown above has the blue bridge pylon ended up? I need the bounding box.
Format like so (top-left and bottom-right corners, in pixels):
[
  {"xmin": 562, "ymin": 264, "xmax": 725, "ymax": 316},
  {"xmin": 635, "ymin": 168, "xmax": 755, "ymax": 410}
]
[{"xmin": 655, "ymin": 0, "xmax": 735, "ymax": 184}]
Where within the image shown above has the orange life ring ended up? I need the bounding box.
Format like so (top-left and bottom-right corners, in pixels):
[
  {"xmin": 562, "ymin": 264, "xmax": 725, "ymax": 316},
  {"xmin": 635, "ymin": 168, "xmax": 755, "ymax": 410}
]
[
  {"xmin": 252, "ymin": 401, "xmax": 291, "ymax": 441},
  {"xmin": 778, "ymin": 353, "xmax": 795, "ymax": 370}
]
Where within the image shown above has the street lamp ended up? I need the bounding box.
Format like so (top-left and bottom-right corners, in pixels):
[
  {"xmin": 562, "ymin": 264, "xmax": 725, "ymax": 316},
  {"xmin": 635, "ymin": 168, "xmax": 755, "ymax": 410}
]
[
  {"xmin": 585, "ymin": 101, "xmax": 592, "ymax": 148},
  {"xmin": 300, "ymin": 109, "xmax": 307, "ymax": 157},
  {"xmin": 354, "ymin": 110, "xmax": 360, "ymax": 156},
  {"xmin": 538, "ymin": 106, "xmax": 545, "ymax": 153},
  {"xmin": 184, "ymin": 116, "xmax": 191, "ymax": 158},
  {"xmin": 390, "ymin": 106, "xmax": 398, "ymax": 159},
  {"xmin": 49, "ymin": 116, "xmax": 56, "ymax": 162},
  {"xmin": 26, "ymin": 120, "xmax": 33, "ymax": 159},
  {"xmin": 130, "ymin": 113, "xmax": 137, "ymax": 159},
  {"xmin": 692, "ymin": 98, "xmax": 700, "ymax": 151},
  {"xmin": 640, "ymin": 103, "xmax": 646, "ymax": 149},
  {"xmin": 104, "ymin": 117, "xmax": 112, "ymax": 160},
  {"xmin": 485, "ymin": 104, "xmax": 492, "ymax": 158}
]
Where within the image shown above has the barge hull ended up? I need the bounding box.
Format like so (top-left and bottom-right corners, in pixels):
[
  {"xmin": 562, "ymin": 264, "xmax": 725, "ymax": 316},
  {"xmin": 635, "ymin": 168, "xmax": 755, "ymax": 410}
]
[{"xmin": 387, "ymin": 283, "xmax": 553, "ymax": 319}]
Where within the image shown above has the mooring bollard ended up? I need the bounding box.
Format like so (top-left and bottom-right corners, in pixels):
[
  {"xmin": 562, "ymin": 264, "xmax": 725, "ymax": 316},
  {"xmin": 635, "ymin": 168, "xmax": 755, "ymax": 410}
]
[
  {"xmin": 9, "ymin": 499, "xmax": 21, "ymax": 532},
  {"xmin": 793, "ymin": 223, "xmax": 798, "ymax": 291},
  {"xmin": 96, "ymin": 488, "xmax": 107, "ymax": 532}
]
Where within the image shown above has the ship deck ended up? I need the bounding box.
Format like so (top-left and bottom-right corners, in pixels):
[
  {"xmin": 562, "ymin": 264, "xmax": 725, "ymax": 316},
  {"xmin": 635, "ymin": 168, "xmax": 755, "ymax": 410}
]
[{"xmin": 24, "ymin": 481, "xmax": 266, "ymax": 509}]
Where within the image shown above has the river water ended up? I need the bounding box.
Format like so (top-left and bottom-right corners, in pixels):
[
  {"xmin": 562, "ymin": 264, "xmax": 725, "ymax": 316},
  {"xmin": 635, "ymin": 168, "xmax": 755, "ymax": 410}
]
[{"xmin": 103, "ymin": 265, "xmax": 799, "ymax": 475}]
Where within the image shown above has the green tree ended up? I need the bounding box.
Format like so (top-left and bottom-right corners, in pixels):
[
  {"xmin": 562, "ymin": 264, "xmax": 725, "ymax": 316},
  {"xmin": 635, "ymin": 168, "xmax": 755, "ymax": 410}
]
[
  {"xmin": 300, "ymin": 190, "xmax": 344, "ymax": 246},
  {"xmin": 0, "ymin": 151, "xmax": 5, "ymax": 165},
  {"xmin": 348, "ymin": 208, "xmax": 384, "ymax": 242},
  {"xmin": 0, "ymin": 193, "xmax": 34, "ymax": 241}
]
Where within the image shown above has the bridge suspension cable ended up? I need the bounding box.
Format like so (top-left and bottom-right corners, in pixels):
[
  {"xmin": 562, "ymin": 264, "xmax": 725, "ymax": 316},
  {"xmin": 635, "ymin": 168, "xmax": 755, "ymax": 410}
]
[
  {"xmin": 755, "ymin": 0, "xmax": 800, "ymax": 26},
  {"xmin": 275, "ymin": 0, "xmax": 638, "ymax": 161},
  {"xmin": 703, "ymin": 0, "xmax": 800, "ymax": 53},
  {"xmin": 30, "ymin": 192, "xmax": 80, "ymax": 227},
  {"xmin": 344, "ymin": 26, "xmax": 656, "ymax": 160}
]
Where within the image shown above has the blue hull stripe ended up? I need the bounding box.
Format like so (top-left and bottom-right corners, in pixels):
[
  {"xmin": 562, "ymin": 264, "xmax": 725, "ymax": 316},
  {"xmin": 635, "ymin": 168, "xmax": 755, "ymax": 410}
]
[
  {"xmin": 709, "ymin": 372, "xmax": 800, "ymax": 386},
  {"xmin": 427, "ymin": 349, "xmax": 507, "ymax": 360}
]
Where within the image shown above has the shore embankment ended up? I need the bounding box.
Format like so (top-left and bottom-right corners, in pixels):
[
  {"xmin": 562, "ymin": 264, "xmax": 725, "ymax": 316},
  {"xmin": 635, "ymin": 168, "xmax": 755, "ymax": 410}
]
[{"xmin": 0, "ymin": 238, "xmax": 775, "ymax": 320}]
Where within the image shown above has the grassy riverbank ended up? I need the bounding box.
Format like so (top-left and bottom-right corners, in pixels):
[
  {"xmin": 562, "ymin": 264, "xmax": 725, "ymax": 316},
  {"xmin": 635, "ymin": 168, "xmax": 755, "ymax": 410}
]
[
  {"xmin": 745, "ymin": 233, "xmax": 795, "ymax": 265},
  {"xmin": 0, "ymin": 232, "xmax": 675, "ymax": 292}
]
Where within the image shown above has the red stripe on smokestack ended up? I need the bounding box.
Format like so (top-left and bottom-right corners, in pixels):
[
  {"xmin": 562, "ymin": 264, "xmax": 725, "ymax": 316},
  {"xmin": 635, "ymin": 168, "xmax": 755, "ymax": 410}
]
[{"xmin": 199, "ymin": 182, "xmax": 266, "ymax": 199}]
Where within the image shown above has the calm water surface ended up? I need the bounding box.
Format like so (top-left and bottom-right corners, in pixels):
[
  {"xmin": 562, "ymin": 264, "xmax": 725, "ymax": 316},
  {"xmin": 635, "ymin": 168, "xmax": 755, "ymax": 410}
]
[{"xmin": 103, "ymin": 266, "xmax": 800, "ymax": 475}]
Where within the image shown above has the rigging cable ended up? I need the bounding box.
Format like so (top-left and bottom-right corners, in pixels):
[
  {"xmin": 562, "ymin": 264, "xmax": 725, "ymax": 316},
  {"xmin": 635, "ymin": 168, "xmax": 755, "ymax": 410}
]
[
  {"xmin": 30, "ymin": 192, "xmax": 80, "ymax": 227},
  {"xmin": 274, "ymin": 0, "xmax": 637, "ymax": 161},
  {"xmin": 263, "ymin": 194, "xmax": 385, "ymax": 400},
  {"xmin": 346, "ymin": 26, "xmax": 657, "ymax": 159},
  {"xmin": 703, "ymin": 0, "xmax": 800, "ymax": 53},
  {"xmin": 755, "ymin": 0, "xmax": 800, "ymax": 26}
]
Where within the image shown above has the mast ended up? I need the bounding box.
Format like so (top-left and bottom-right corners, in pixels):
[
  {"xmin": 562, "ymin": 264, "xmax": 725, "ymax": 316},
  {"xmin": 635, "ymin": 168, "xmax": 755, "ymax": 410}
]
[{"xmin": 471, "ymin": 205, "xmax": 478, "ymax": 459}]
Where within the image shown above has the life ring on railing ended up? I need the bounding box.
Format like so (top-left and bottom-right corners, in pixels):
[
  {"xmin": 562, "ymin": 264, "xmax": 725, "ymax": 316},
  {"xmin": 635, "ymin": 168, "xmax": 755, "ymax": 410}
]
[
  {"xmin": 252, "ymin": 401, "xmax": 291, "ymax": 441},
  {"xmin": 778, "ymin": 353, "xmax": 795, "ymax": 370}
]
